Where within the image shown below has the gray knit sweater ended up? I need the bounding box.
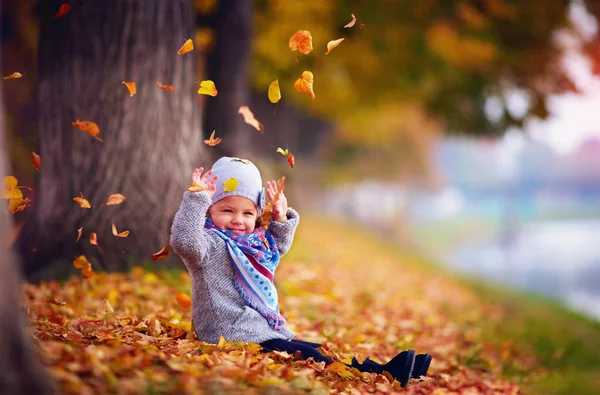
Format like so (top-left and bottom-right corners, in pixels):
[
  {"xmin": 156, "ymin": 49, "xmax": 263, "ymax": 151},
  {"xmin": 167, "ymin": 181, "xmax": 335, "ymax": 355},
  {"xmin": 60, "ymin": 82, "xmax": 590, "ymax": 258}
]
[{"xmin": 170, "ymin": 191, "xmax": 298, "ymax": 344}]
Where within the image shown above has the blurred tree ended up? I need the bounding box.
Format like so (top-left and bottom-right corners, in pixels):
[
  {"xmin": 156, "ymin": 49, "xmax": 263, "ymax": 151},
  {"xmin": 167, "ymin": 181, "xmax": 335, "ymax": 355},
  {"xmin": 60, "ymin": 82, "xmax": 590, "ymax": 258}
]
[{"xmin": 18, "ymin": 0, "xmax": 203, "ymax": 280}]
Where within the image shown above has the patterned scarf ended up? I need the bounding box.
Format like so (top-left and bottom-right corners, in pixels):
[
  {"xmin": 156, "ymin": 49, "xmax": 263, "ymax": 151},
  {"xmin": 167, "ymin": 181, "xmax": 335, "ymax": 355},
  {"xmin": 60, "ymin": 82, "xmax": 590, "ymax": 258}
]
[{"xmin": 204, "ymin": 218, "xmax": 286, "ymax": 331}]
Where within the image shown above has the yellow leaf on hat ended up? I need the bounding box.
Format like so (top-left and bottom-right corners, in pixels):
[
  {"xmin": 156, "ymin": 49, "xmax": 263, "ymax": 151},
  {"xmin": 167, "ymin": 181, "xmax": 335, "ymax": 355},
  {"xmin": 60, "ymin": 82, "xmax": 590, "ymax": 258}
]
[{"xmin": 223, "ymin": 177, "xmax": 238, "ymax": 192}]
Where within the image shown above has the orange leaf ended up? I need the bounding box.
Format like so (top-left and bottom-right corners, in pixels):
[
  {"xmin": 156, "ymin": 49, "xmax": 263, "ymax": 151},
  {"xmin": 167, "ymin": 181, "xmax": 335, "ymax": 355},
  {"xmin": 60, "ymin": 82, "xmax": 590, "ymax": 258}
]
[
  {"xmin": 289, "ymin": 30, "xmax": 313, "ymax": 55},
  {"xmin": 76, "ymin": 227, "xmax": 83, "ymax": 244},
  {"xmin": 105, "ymin": 193, "xmax": 127, "ymax": 205},
  {"xmin": 72, "ymin": 120, "xmax": 103, "ymax": 142},
  {"xmin": 73, "ymin": 192, "xmax": 91, "ymax": 209},
  {"xmin": 188, "ymin": 182, "xmax": 208, "ymax": 192},
  {"xmin": 294, "ymin": 71, "xmax": 315, "ymax": 99},
  {"xmin": 325, "ymin": 361, "xmax": 354, "ymax": 379},
  {"xmin": 31, "ymin": 152, "xmax": 41, "ymax": 171},
  {"xmin": 152, "ymin": 245, "xmax": 170, "ymax": 261},
  {"xmin": 90, "ymin": 232, "xmax": 98, "ymax": 245},
  {"xmin": 122, "ymin": 81, "xmax": 136, "ymax": 97},
  {"xmin": 325, "ymin": 38, "xmax": 345, "ymax": 55},
  {"xmin": 156, "ymin": 82, "xmax": 175, "ymax": 92},
  {"xmin": 175, "ymin": 293, "xmax": 192, "ymax": 309},
  {"xmin": 3, "ymin": 72, "xmax": 22, "ymax": 80},
  {"xmin": 287, "ymin": 153, "xmax": 295, "ymax": 169},
  {"xmin": 203, "ymin": 130, "xmax": 222, "ymax": 146},
  {"xmin": 197, "ymin": 80, "xmax": 218, "ymax": 96},
  {"xmin": 238, "ymin": 106, "xmax": 264, "ymax": 134},
  {"xmin": 344, "ymin": 13, "xmax": 357, "ymax": 28},
  {"xmin": 54, "ymin": 2, "xmax": 71, "ymax": 19},
  {"xmin": 112, "ymin": 222, "xmax": 130, "ymax": 238},
  {"xmin": 81, "ymin": 264, "xmax": 94, "ymax": 278},
  {"xmin": 73, "ymin": 255, "xmax": 90, "ymax": 269},
  {"xmin": 8, "ymin": 197, "xmax": 31, "ymax": 214},
  {"xmin": 177, "ymin": 39, "xmax": 194, "ymax": 55}
]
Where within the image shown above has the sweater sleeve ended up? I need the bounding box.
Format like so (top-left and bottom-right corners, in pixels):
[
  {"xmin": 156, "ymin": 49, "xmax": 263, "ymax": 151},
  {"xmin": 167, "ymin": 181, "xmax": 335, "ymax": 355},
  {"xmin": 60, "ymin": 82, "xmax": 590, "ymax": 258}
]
[
  {"xmin": 170, "ymin": 191, "xmax": 215, "ymax": 265},
  {"xmin": 267, "ymin": 208, "xmax": 300, "ymax": 257}
]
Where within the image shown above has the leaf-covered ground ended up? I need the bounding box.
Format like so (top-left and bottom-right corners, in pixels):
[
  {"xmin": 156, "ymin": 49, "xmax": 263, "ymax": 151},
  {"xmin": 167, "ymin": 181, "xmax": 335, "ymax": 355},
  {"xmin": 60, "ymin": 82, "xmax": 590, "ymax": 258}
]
[{"xmin": 25, "ymin": 217, "xmax": 551, "ymax": 394}]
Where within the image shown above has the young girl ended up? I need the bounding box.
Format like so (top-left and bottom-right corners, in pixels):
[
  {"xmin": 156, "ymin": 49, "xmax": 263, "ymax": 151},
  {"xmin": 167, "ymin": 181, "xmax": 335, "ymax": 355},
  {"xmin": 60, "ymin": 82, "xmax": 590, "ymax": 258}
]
[{"xmin": 170, "ymin": 156, "xmax": 431, "ymax": 387}]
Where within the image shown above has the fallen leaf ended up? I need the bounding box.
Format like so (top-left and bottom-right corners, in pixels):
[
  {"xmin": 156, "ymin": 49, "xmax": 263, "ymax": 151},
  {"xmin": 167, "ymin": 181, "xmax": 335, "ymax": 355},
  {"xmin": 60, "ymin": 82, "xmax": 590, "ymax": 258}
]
[
  {"xmin": 112, "ymin": 222, "xmax": 130, "ymax": 238},
  {"xmin": 105, "ymin": 193, "xmax": 127, "ymax": 206},
  {"xmin": 268, "ymin": 79, "xmax": 281, "ymax": 104},
  {"xmin": 76, "ymin": 227, "xmax": 83, "ymax": 243},
  {"xmin": 198, "ymin": 80, "xmax": 218, "ymax": 96},
  {"xmin": 54, "ymin": 2, "xmax": 71, "ymax": 19},
  {"xmin": 325, "ymin": 38, "xmax": 345, "ymax": 55},
  {"xmin": 73, "ymin": 192, "xmax": 91, "ymax": 209},
  {"xmin": 72, "ymin": 120, "xmax": 103, "ymax": 142},
  {"xmin": 276, "ymin": 147, "xmax": 289, "ymax": 156},
  {"xmin": 289, "ymin": 30, "xmax": 313, "ymax": 55},
  {"xmin": 188, "ymin": 182, "xmax": 208, "ymax": 192},
  {"xmin": 294, "ymin": 71, "xmax": 315, "ymax": 99},
  {"xmin": 325, "ymin": 361, "xmax": 354, "ymax": 379},
  {"xmin": 3, "ymin": 72, "xmax": 23, "ymax": 80},
  {"xmin": 122, "ymin": 81, "xmax": 136, "ymax": 97},
  {"xmin": 175, "ymin": 293, "xmax": 192, "ymax": 309},
  {"xmin": 90, "ymin": 233, "xmax": 98, "ymax": 245},
  {"xmin": 152, "ymin": 245, "xmax": 169, "ymax": 261},
  {"xmin": 177, "ymin": 39, "xmax": 194, "ymax": 55},
  {"xmin": 31, "ymin": 152, "xmax": 41, "ymax": 171},
  {"xmin": 238, "ymin": 106, "xmax": 264, "ymax": 134},
  {"xmin": 204, "ymin": 130, "xmax": 222, "ymax": 146},
  {"xmin": 156, "ymin": 82, "xmax": 175, "ymax": 92},
  {"xmin": 223, "ymin": 178, "xmax": 238, "ymax": 192},
  {"xmin": 344, "ymin": 13, "xmax": 357, "ymax": 28},
  {"xmin": 287, "ymin": 153, "xmax": 295, "ymax": 169}
]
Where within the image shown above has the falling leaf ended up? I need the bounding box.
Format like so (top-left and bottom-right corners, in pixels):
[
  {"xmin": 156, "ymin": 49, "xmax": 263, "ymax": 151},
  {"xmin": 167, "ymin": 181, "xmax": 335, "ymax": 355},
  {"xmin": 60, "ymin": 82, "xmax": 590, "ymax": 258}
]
[
  {"xmin": 344, "ymin": 13, "xmax": 357, "ymax": 28},
  {"xmin": 90, "ymin": 232, "xmax": 98, "ymax": 245},
  {"xmin": 76, "ymin": 227, "xmax": 83, "ymax": 243},
  {"xmin": 188, "ymin": 182, "xmax": 208, "ymax": 192},
  {"xmin": 54, "ymin": 2, "xmax": 71, "ymax": 19},
  {"xmin": 3, "ymin": 176, "xmax": 23, "ymax": 200},
  {"xmin": 122, "ymin": 81, "xmax": 136, "ymax": 97},
  {"xmin": 8, "ymin": 197, "xmax": 31, "ymax": 214},
  {"xmin": 204, "ymin": 130, "xmax": 222, "ymax": 146},
  {"xmin": 104, "ymin": 299, "xmax": 115, "ymax": 314},
  {"xmin": 175, "ymin": 293, "xmax": 192, "ymax": 309},
  {"xmin": 177, "ymin": 39, "xmax": 194, "ymax": 55},
  {"xmin": 152, "ymin": 245, "xmax": 169, "ymax": 261},
  {"xmin": 73, "ymin": 255, "xmax": 90, "ymax": 269},
  {"xmin": 289, "ymin": 30, "xmax": 313, "ymax": 55},
  {"xmin": 223, "ymin": 178, "xmax": 238, "ymax": 192},
  {"xmin": 238, "ymin": 106, "xmax": 264, "ymax": 134},
  {"xmin": 31, "ymin": 152, "xmax": 41, "ymax": 171},
  {"xmin": 325, "ymin": 361, "xmax": 354, "ymax": 379},
  {"xmin": 197, "ymin": 80, "xmax": 218, "ymax": 96},
  {"xmin": 294, "ymin": 71, "xmax": 315, "ymax": 100},
  {"xmin": 105, "ymin": 193, "xmax": 127, "ymax": 206},
  {"xmin": 3, "ymin": 72, "xmax": 23, "ymax": 80},
  {"xmin": 325, "ymin": 38, "xmax": 345, "ymax": 55},
  {"xmin": 276, "ymin": 147, "xmax": 289, "ymax": 156},
  {"xmin": 268, "ymin": 79, "xmax": 281, "ymax": 104},
  {"xmin": 73, "ymin": 192, "xmax": 91, "ymax": 209},
  {"xmin": 112, "ymin": 222, "xmax": 130, "ymax": 238},
  {"xmin": 72, "ymin": 120, "xmax": 103, "ymax": 142},
  {"xmin": 156, "ymin": 82, "xmax": 175, "ymax": 92},
  {"xmin": 287, "ymin": 153, "xmax": 295, "ymax": 169}
]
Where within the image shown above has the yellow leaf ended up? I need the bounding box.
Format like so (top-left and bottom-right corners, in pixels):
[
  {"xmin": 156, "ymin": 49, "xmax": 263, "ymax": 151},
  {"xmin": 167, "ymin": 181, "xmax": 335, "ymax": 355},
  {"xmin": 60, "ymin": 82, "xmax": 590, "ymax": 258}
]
[
  {"xmin": 188, "ymin": 182, "xmax": 208, "ymax": 192},
  {"xmin": 105, "ymin": 193, "xmax": 127, "ymax": 205},
  {"xmin": 112, "ymin": 222, "xmax": 130, "ymax": 238},
  {"xmin": 294, "ymin": 71, "xmax": 315, "ymax": 100},
  {"xmin": 289, "ymin": 30, "xmax": 313, "ymax": 55},
  {"xmin": 177, "ymin": 39, "xmax": 194, "ymax": 55},
  {"xmin": 344, "ymin": 13, "xmax": 357, "ymax": 28},
  {"xmin": 3, "ymin": 176, "xmax": 22, "ymax": 200},
  {"xmin": 203, "ymin": 130, "xmax": 222, "ymax": 146},
  {"xmin": 238, "ymin": 106, "xmax": 264, "ymax": 134},
  {"xmin": 223, "ymin": 177, "xmax": 238, "ymax": 192},
  {"xmin": 276, "ymin": 147, "xmax": 289, "ymax": 156},
  {"xmin": 121, "ymin": 81, "xmax": 136, "ymax": 97},
  {"xmin": 8, "ymin": 197, "xmax": 30, "ymax": 214},
  {"xmin": 175, "ymin": 293, "xmax": 192, "ymax": 309},
  {"xmin": 107, "ymin": 289, "xmax": 119, "ymax": 305},
  {"xmin": 73, "ymin": 255, "xmax": 91, "ymax": 269},
  {"xmin": 73, "ymin": 192, "xmax": 91, "ymax": 209},
  {"xmin": 325, "ymin": 38, "xmax": 345, "ymax": 55},
  {"xmin": 3, "ymin": 72, "xmax": 22, "ymax": 80},
  {"xmin": 268, "ymin": 79, "xmax": 281, "ymax": 104},
  {"xmin": 72, "ymin": 120, "xmax": 103, "ymax": 142},
  {"xmin": 325, "ymin": 361, "xmax": 354, "ymax": 379},
  {"xmin": 217, "ymin": 335, "xmax": 226, "ymax": 349},
  {"xmin": 198, "ymin": 80, "xmax": 218, "ymax": 96}
]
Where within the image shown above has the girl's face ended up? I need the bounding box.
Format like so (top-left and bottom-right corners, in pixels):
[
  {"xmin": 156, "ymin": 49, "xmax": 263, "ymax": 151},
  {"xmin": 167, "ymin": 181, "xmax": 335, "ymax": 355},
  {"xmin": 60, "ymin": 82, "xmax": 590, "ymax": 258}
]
[{"xmin": 208, "ymin": 196, "xmax": 258, "ymax": 235}]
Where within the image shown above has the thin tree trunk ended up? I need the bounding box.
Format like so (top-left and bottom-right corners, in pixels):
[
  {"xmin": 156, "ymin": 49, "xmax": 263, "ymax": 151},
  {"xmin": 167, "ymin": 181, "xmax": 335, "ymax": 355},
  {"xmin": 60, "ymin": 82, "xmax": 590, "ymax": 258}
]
[
  {"xmin": 19, "ymin": 0, "xmax": 203, "ymax": 280},
  {"xmin": 204, "ymin": 0, "xmax": 253, "ymax": 159}
]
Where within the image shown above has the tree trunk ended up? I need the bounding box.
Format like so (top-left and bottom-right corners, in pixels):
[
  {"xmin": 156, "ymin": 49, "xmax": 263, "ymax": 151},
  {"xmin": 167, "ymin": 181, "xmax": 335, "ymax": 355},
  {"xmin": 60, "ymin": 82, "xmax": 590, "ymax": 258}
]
[
  {"xmin": 0, "ymin": 63, "xmax": 52, "ymax": 395},
  {"xmin": 19, "ymin": 0, "xmax": 203, "ymax": 280},
  {"xmin": 204, "ymin": 0, "xmax": 253, "ymax": 159}
]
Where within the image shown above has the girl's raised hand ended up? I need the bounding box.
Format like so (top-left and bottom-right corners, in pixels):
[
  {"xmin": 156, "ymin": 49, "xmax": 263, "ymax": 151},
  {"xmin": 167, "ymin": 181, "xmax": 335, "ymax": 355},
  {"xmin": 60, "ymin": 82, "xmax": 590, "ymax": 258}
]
[
  {"xmin": 266, "ymin": 180, "xmax": 288, "ymax": 223},
  {"xmin": 191, "ymin": 167, "xmax": 218, "ymax": 197}
]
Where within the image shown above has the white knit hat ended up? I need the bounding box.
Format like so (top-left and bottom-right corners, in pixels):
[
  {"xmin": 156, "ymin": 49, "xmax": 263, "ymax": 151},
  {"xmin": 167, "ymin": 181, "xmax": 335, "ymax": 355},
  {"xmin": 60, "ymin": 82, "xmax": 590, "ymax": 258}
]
[{"xmin": 210, "ymin": 157, "xmax": 266, "ymax": 214}]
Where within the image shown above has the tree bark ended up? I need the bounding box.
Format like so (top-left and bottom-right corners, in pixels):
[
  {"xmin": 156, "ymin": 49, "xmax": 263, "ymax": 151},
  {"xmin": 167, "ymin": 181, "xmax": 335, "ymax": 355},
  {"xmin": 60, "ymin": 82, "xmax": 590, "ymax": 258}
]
[
  {"xmin": 204, "ymin": 0, "xmax": 254, "ymax": 159},
  {"xmin": 19, "ymin": 0, "xmax": 203, "ymax": 280}
]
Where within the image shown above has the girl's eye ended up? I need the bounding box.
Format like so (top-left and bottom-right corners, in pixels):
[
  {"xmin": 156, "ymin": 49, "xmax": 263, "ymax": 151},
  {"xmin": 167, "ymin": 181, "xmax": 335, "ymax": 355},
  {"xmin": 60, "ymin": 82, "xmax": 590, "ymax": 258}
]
[
  {"xmin": 244, "ymin": 212, "xmax": 253, "ymax": 216},
  {"xmin": 224, "ymin": 209, "xmax": 233, "ymax": 213}
]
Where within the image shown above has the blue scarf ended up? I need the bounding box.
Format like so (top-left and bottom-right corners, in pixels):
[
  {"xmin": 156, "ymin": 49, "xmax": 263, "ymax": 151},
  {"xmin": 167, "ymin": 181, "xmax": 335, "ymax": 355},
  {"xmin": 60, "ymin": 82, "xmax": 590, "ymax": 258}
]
[{"xmin": 204, "ymin": 218, "xmax": 286, "ymax": 331}]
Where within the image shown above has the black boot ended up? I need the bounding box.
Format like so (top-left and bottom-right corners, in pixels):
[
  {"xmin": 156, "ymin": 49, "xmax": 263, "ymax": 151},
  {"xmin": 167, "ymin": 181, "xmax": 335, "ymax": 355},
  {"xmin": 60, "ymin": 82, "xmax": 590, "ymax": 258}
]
[
  {"xmin": 411, "ymin": 353, "xmax": 432, "ymax": 378},
  {"xmin": 383, "ymin": 349, "xmax": 416, "ymax": 387}
]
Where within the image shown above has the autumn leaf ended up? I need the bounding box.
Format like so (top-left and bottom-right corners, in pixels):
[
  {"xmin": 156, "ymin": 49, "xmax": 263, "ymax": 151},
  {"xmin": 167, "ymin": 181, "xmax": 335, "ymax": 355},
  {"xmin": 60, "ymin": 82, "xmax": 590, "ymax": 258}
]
[
  {"xmin": 276, "ymin": 147, "xmax": 289, "ymax": 156},
  {"xmin": 72, "ymin": 255, "xmax": 94, "ymax": 278},
  {"xmin": 287, "ymin": 153, "xmax": 295, "ymax": 169},
  {"xmin": 8, "ymin": 197, "xmax": 31, "ymax": 214},
  {"xmin": 238, "ymin": 106, "xmax": 264, "ymax": 134},
  {"xmin": 175, "ymin": 293, "xmax": 192, "ymax": 309},
  {"xmin": 156, "ymin": 82, "xmax": 175, "ymax": 92},
  {"xmin": 152, "ymin": 245, "xmax": 169, "ymax": 261},
  {"xmin": 325, "ymin": 361, "xmax": 354, "ymax": 379},
  {"xmin": 204, "ymin": 130, "xmax": 222, "ymax": 146},
  {"xmin": 90, "ymin": 232, "xmax": 99, "ymax": 245},
  {"xmin": 344, "ymin": 13, "xmax": 357, "ymax": 28},
  {"xmin": 289, "ymin": 30, "xmax": 313, "ymax": 55},
  {"xmin": 325, "ymin": 38, "xmax": 345, "ymax": 55},
  {"xmin": 223, "ymin": 177, "xmax": 238, "ymax": 192},
  {"xmin": 73, "ymin": 192, "xmax": 91, "ymax": 209},
  {"xmin": 188, "ymin": 182, "xmax": 208, "ymax": 192},
  {"xmin": 294, "ymin": 71, "xmax": 315, "ymax": 100},
  {"xmin": 3, "ymin": 176, "xmax": 23, "ymax": 200},
  {"xmin": 3, "ymin": 72, "xmax": 23, "ymax": 80},
  {"xmin": 54, "ymin": 2, "xmax": 71, "ymax": 19},
  {"xmin": 72, "ymin": 120, "xmax": 103, "ymax": 142},
  {"xmin": 197, "ymin": 80, "xmax": 218, "ymax": 96},
  {"xmin": 105, "ymin": 193, "xmax": 127, "ymax": 206},
  {"xmin": 268, "ymin": 79, "xmax": 281, "ymax": 104},
  {"xmin": 31, "ymin": 152, "xmax": 41, "ymax": 171},
  {"xmin": 76, "ymin": 227, "xmax": 83, "ymax": 244},
  {"xmin": 112, "ymin": 222, "xmax": 130, "ymax": 238},
  {"xmin": 177, "ymin": 39, "xmax": 194, "ymax": 55},
  {"xmin": 122, "ymin": 81, "xmax": 136, "ymax": 97}
]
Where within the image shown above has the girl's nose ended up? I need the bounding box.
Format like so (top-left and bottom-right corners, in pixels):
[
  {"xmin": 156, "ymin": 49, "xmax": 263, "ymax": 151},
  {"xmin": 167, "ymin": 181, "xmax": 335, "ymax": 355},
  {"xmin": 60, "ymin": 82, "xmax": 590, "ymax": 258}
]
[{"xmin": 232, "ymin": 214, "xmax": 243, "ymax": 224}]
